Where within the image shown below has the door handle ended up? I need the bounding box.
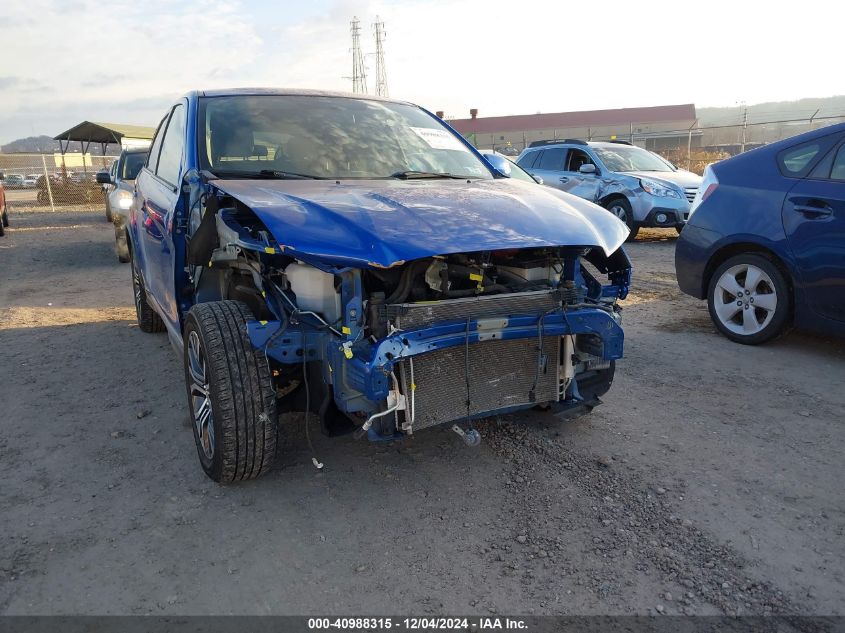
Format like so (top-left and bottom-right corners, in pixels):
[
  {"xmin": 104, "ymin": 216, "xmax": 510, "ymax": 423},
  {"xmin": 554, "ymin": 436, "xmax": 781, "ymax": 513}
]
[
  {"xmin": 559, "ymin": 176, "xmax": 569, "ymax": 183},
  {"xmin": 794, "ymin": 203, "xmax": 832, "ymax": 218}
]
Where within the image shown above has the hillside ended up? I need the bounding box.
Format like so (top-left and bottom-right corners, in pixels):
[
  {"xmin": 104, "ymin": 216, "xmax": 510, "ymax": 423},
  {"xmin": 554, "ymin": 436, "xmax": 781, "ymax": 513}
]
[{"xmin": 698, "ymin": 95, "xmax": 845, "ymax": 126}]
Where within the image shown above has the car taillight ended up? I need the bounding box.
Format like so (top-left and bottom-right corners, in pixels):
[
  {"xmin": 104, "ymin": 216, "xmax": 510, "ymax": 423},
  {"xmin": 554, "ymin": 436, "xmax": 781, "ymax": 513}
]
[
  {"xmin": 689, "ymin": 165, "xmax": 719, "ymax": 217},
  {"xmin": 700, "ymin": 182, "xmax": 718, "ymax": 202}
]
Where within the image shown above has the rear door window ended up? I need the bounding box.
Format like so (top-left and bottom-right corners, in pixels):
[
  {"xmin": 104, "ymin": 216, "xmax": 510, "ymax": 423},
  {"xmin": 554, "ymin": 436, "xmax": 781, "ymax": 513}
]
[
  {"xmin": 146, "ymin": 114, "xmax": 169, "ymax": 174},
  {"xmin": 537, "ymin": 147, "xmax": 566, "ymax": 171}
]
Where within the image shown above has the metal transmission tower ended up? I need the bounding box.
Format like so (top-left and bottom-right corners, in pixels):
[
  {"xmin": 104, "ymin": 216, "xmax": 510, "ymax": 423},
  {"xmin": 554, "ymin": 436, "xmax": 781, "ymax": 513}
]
[
  {"xmin": 350, "ymin": 17, "xmax": 368, "ymax": 94},
  {"xmin": 373, "ymin": 17, "xmax": 388, "ymax": 97}
]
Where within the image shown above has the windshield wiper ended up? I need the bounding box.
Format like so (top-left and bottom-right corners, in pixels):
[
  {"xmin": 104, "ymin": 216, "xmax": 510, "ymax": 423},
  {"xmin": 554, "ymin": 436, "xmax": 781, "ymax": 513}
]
[
  {"xmin": 258, "ymin": 169, "xmax": 324, "ymax": 180},
  {"xmin": 390, "ymin": 170, "xmax": 469, "ymax": 180},
  {"xmin": 206, "ymin": 169, "xmax": 323, "ymax": 180}
]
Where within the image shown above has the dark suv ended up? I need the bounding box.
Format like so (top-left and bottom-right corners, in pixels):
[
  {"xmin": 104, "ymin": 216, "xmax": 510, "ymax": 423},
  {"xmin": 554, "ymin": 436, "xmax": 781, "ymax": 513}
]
[{"xmin": 517, "ymin": 140, "xmax": 701, "ymax": 239}]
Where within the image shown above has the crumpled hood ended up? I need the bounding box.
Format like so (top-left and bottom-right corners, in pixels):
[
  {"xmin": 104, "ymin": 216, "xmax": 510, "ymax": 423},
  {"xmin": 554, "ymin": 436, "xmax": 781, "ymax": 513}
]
[
  {"xmin": 626, "ymin": 169, "xmax": 702, "ymax": 190},
  {"xmin": 213, "ymin": 178, "xmax": 629, "ymax": 268}
]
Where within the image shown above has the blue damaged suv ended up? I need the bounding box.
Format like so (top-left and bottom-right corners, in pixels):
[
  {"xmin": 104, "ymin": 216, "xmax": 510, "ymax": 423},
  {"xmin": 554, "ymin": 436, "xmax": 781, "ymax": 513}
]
[
  {"xmin": 128, "ymin": 88, "xmax": 632, "ymax": 482},
  {"xmin": 676, "ymin": 122, "xmax": 845, "ymax": 344},
  {"xmin": 517, "ymin": 140, "xmax": 701, "ymax": 240}
]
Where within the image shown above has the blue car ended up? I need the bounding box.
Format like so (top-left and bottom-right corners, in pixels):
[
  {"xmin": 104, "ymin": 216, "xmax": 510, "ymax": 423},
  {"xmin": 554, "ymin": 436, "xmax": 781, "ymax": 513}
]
[
  {"xmin": 676, "ymin": 122, "xmax": 845, "ymax": 344},
  {"xmin": 128, "ymin": 88, "xmax": 631, "ymax": 482}
]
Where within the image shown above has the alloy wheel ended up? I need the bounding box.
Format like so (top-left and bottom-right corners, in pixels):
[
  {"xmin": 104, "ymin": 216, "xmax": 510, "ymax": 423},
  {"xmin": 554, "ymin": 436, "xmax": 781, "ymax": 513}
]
[
  {"xmin": 608, "ymin": 203, "xmax": 628, "ymax": 223},
  {"xmin": 187, "ymin": 330, "xmax": 215, "ymax": 459},
  {"xmin": 712, "ymin": 263, "xmax": 778, "ymax": 336},
  {"xmin": 132, "ymin": 268, "xmax": 143, "ymax": 315}
]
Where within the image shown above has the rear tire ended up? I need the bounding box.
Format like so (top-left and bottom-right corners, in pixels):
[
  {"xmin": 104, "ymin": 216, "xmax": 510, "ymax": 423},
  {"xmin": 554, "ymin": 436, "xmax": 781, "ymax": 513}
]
[
  {"xmin": 603, "ymin": 197, "xmax": 638, "ymax": 241},
  {"xmin": 183, "ymin": 301, "xmax": 278, "ymax": 482},
  {"xmin": 707, "ymin": 253, "xmax": 791, "ymax": 345},
  {"xmin": 130, "ymin": 246, "xmax": 165, "ymax": 333},
  {"xmin": 2, "ymin": 205, "xmax": 8, "ymax": 227}
]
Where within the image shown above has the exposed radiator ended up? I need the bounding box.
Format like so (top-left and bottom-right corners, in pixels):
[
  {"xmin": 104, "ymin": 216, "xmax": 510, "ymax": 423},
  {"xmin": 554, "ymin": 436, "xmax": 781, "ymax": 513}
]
[{"xmin": 397, "ymin": 336, "xmax": 561, "ymax": 432}]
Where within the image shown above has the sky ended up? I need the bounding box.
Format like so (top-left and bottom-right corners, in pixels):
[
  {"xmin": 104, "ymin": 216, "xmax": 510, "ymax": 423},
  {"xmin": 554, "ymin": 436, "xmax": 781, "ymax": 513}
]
[{"xmin": 0, "ymin": 0, "xmax": 842, "ymax": 145}]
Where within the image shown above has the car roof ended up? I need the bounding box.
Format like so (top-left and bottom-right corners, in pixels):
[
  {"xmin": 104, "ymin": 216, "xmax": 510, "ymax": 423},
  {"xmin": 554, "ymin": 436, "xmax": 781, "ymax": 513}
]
[
  {"xmin": 524, "ymin": 141, "xmax": 635, "ymax": 151},
  {"xmin": 191, "ymin": 87, "xmax": 413, "ymax": 107}
]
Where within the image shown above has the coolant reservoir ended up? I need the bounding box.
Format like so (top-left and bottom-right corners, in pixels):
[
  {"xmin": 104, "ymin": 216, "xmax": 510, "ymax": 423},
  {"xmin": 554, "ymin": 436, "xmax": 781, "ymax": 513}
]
[{"xmin": 284, "ymin": 262, "xmax": 341, "ymax": 325}]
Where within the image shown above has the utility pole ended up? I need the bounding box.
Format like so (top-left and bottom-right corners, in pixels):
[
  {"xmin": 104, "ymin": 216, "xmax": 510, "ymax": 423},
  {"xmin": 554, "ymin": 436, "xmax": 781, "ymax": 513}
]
[
  {"xmin": 373, "ymin": 17, "xmax": 388, "ymax": 97},
  {"xmin": 740, "ymin": 101, "xmax": 748, "ymax": 153},
  {"xmin": 350, "ymin": 17, "xmax": 368, "ymax": 94},
  {"xmin": 687, "ymin": 119, "xmax": 698, "ymax": 171}
]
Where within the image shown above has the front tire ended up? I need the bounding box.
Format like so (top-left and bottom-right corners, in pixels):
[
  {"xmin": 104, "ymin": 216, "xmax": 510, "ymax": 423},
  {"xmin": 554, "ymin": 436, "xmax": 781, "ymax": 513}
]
[
  {"xmin": 115, "ymin": 226, "xmax": 130, "ymax": 263},
  {"xmin": 604, "ymin": 197, "xmax": 638, "ymax": 241},
  {"xmin": 183, "ymin": 301, "xmax": 278, "ymax": 482},
  {"xmin": 707, "ymin": 253, "xmax": 791, "ymax": 345}
]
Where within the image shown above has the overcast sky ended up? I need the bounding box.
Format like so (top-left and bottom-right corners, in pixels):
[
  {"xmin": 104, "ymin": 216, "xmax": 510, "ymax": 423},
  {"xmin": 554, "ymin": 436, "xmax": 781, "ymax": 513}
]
[{"xmin": 1, "ymin": 0, "xmax": 842, "ymax": 145}]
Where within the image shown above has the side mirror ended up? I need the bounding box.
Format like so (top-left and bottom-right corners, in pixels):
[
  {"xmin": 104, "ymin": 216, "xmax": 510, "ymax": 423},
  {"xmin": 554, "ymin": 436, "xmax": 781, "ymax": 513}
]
[
  {"xmin": 0, "ymin": 172, "xmax": 4, "ymax": 181},
  {"xmin": 96, "ymin": 171, "xmax": 112, "ymax": 184},
  {"xmin": 483, "ymin": 153, "xmax": 512, "ymax": 178},
  {"xmin": 532, "ymin": 175, "xmax": 544, "ymax": 185},
  {"xmin": 579, "ymin": 164, "xmax": 597, "ymax": 175}
]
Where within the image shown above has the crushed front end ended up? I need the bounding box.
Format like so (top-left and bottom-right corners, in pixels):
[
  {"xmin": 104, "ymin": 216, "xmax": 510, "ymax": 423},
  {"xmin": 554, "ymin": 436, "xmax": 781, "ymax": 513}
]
[{"xmin": 231, "ymin": 226, "xmax": 631, "ymax": 440}]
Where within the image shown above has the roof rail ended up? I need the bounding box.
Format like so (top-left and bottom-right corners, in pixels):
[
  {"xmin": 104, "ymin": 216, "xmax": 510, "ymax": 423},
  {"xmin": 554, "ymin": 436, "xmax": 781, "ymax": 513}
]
[
  {"xmin": 606, "ymin": 139, "xmax": 633, "ymax": 145},
  {"xmin": 527, "ymin": 138, "xmax": 587, "ymax": 148}
]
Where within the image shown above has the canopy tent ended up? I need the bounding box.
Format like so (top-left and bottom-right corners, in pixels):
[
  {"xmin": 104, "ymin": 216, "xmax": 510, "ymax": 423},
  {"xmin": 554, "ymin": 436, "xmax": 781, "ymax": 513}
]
[{"xmin": 53, "ymin": 121, "xmax": 156, "ymax": 155}]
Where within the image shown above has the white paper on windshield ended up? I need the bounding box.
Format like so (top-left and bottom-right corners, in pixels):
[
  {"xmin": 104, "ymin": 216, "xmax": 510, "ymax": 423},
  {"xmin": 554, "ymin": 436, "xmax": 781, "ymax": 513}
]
[{"xmin": 410, "ymin": 127, "xmax": 469, "ymax": 152}]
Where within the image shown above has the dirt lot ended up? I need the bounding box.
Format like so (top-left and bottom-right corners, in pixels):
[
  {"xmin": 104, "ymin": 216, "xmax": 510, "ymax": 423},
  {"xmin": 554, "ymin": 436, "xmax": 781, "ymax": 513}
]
[{"xmin": 0, "ymin": 208, "xmax": 843, "ymax": 617}]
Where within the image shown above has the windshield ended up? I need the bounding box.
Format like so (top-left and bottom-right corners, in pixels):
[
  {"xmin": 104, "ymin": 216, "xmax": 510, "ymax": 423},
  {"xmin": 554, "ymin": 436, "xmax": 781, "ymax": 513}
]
[
  {"xmin": 121, "ymin": 152, "xmax": 147, "ymax": 180},
  {"xmin": 594, "ymin": 146, "xmax": 674, "ymax": 173},
  {"xmin": 198, "ymin": 95, "xmax": 492, "ymax": 180}
]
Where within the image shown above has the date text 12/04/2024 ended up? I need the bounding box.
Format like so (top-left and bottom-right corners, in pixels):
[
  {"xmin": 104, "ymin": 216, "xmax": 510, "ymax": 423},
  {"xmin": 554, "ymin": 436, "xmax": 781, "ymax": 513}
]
[{"xmin": 307, "ymin": 617, "xmax": 528, "ymax": 630}]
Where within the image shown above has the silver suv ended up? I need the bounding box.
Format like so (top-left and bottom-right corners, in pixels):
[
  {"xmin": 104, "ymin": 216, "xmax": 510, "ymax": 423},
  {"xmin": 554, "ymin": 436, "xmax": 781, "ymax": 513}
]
[{"xmin": 516, "ymin": 140, "xmax": 701, "ymax": 240}]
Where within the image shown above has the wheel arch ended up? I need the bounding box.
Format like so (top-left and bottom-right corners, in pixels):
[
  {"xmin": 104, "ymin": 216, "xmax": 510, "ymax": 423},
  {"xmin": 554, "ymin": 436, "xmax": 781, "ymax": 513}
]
[{"xmin": 598, "ymin": 192, "xmax": 631, "ymax": 208}]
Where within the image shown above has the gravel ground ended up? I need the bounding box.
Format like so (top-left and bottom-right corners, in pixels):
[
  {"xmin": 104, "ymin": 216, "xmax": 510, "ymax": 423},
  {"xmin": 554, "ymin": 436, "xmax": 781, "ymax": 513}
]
[{"xmin": 0, "ymin": 209, "xmax": 843, "ymax": 617}]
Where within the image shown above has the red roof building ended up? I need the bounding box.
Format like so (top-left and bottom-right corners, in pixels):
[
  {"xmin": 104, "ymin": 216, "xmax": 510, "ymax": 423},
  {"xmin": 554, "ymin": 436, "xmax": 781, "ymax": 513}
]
[{"xmin": 446, "ymin": 104, "xmax": 698, "ymax": 152}]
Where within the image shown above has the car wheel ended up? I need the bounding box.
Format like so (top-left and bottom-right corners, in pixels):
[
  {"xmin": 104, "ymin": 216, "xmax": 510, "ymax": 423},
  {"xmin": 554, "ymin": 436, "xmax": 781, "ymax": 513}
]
[
  {"xmin": 604, "ymin": 198, "xmax": 638, "ymax": 241},
  {"xmin": 105, "ymin": 201, "xmax": 113, "ymax": 223},
  {"xmin": 115, "ymin": 227, "xmax": 130, "ymax": 263},
  {"xmin": 183, "ymin": 301, "xmax": 278, "ymax": 482},
  {"xmin": 130, "ymin": 248, "xmax": 165, "ymax": 333},
  {"xmin": 675, "ymin": 224, "xmax": 684, "ymax": 235},
  {"xmin": 2, "ymin": 205, "xmax": 8, "ymax": 227},
  {"xmin": 707, "ymin": 254, "xmax": 791, "ymax": 345}
]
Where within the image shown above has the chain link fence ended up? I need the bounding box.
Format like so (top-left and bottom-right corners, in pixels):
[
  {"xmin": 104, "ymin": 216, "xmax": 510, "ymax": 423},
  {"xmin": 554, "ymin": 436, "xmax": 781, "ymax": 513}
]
[
  {"xmin": 0, "ymin": 153, "xmax": 116, "ymax": 212},
  {"xmin": 478, "ymin": 114, "xmax": 845, "ymax": 175}
]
